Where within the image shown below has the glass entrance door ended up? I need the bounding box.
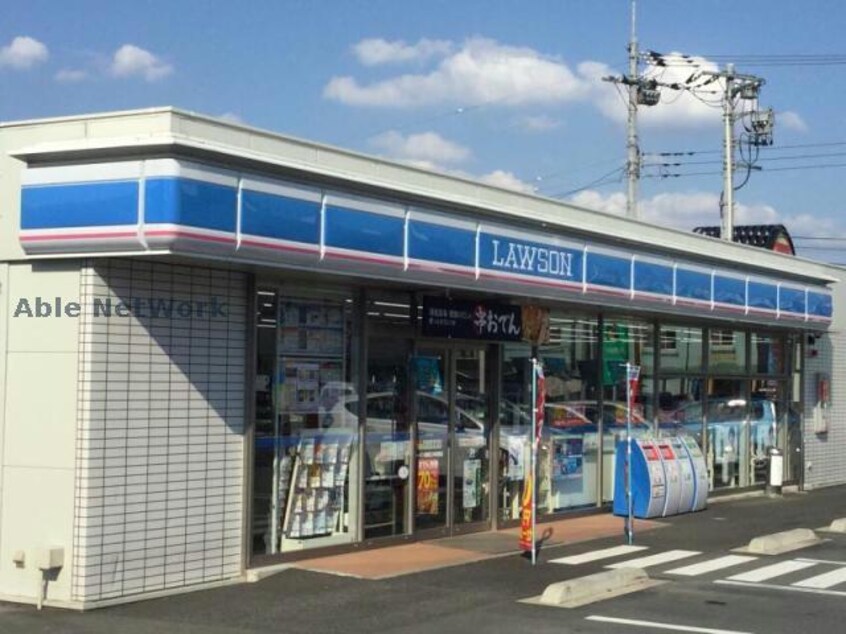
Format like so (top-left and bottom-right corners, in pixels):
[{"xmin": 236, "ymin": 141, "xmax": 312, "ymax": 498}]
[{"xmin": 413, "ymin": 345, "xmax": 491, "ymax": 534}]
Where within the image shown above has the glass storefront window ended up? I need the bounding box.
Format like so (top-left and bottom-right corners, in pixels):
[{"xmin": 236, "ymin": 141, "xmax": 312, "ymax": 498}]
[
  {"xmin": 752, "ymin": 332, "xmax": 785, "ymax": 375},
  {"xmin": 453, "ymin": 348, "xmax": 491, "ymax": 525},
  {"xmin": 749, "ymin": 379, "xmax": 783, "ymax": 485},
  {"xmin": 656, "ymin": 377, "xmax": 705, "ymax": 445},
  {"xmin": 364, "ymin": 293, "xmax": 414, "ymax": 539},
  {"xmin": 659, "ymin": 326, "xmax": 703, "ymax": 374},
  {"xmin": 499, "ymin": 343, "xmax": 538, "ymax": 520},
  {"xmin": 706, "ymin": 379, "xmax": 747, "ymax": 489},
  {"xmin": 364, "ymin": 335, "xmax": 412, "ymax": 538},
  {"xmin": 709, "ymin": 329, "xmax": 747, "ymax": 374},
  {"xmin": 539, "ymin": 316, "xmax": 602, "ymax": 512},
  {"xmin": 251, "ymin": 288, "xmax": 359, "ymax": 556},
  {"xmin": 601, "ymin": 319, "xmax": 653, "ymax": 502}
]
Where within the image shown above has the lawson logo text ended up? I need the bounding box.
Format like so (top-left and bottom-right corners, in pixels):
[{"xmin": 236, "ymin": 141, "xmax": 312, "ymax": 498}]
[{"xmin": 489, "ymin": 238, "xmax": 576, "ymax": 279}]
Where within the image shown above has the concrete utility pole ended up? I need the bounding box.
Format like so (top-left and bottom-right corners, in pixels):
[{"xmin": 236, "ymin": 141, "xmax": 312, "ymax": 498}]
[
  {"xmin": 626, "ymin": 0, "xmax": 640, "ymax": 220},
  {"xmin": 700, "ymin": 64, "xmax": 770, "ymax": 241},
  {"xmin": 604, "ymin": 0, "xmax": 660, "ymax": 220},
  {"xmin": 722, "ymin": 64, "xmax": 735, "ymax": 243}
]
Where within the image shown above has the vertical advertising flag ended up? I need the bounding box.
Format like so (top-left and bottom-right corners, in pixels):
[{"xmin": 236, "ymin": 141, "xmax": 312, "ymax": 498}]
[
  {"xmin": 535, "ymin": 363, "xmax": 546, "ymax": 444},
  {"xmin": 520, "ymin": 359, "xmax": 546, "ymax": 559},
  {"xmin": 627, "ymin": 364, "xmax": 641, "ymax": 421},
  {"xmin": 518, "ymin": 471, "xmax": 533, "ymax": 552}
]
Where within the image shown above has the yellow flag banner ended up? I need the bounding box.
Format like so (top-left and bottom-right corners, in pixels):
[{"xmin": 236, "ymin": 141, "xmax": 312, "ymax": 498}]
[{"xmin": 518, "ymin": 472, "xmax": 533, "ymax": 552}]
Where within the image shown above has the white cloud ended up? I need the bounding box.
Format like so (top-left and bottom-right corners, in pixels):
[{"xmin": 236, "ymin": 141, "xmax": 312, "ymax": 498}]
[
  {"xmin": 583, "ymin": 53, "xmax": 725, "ymax": 129},
  {"xmin": 366, "ymin": 130, "xmax": 534, "ymax": 192},
  {"xmin": 569, "ymin": 189, "xmax": 628, "ymax": 217},
  {"xmin": 517, "ymin": 114, "xmax": 561, "ymax": 132},
  {"xmin": 353, "ymin": 38, "xmax": 453, "ymax": 66},
  {"xmin": 568, "ymin": 189, "xmax": 787, "ymax": 230},
  {"xmin": 370, "ymin": 130, "xmax": 471, "ymax": 165},
  {"xmin": 55, "ymin": 68, "xmax": 88, "ymax": 83},
  {"xmin": 109, "ymin": 44, "xmax": 172, "ymax": 81},
  {"xmin": 779, "ymin": 110, "xmax": 808, "ymax": 132},
  {"xmin": 478, "ymin": 170, "xmax": 536, "ymax": 193},
  {"xmin": 0, "ymin": 36, "xmax": 48, "ymax": 70},
  {"xmin": 325, "ymin": 37, "xmax": 591, "ymax": 107},
  {"xmin": 217, "ymin": 112, "xmax": 244, "ymax": 124}
]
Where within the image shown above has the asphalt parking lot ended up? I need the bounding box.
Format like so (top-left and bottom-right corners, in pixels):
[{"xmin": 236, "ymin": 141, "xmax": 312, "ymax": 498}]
[{"xmin": 2, "ymin": 485, "xmax": 846, "ymax": 634}]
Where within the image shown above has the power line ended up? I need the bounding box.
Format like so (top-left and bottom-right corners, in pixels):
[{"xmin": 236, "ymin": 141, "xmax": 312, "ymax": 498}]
[
  {"xmin": 648, "ymin": 150, "xmax": 846, "ymax": 169},
  {"xmin": 550, "ymin": 166, "xmax": 625, "ymax": 198},
  {"xmin": 533, "ymin": 156, "xmax": 626, "ymax": 185},
  {"xmin": 647, "ymin": 140, "xmax": 846, "ymax": 161},
  {"xmin": 644, "ymin": 51, "xmax": 846, "ymax": 68}
]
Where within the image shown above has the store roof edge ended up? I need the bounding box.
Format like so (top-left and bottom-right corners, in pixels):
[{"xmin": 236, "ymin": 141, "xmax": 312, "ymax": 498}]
[{"xmin": 3, "ymin": 107, "xmax": 840, "ymax": 286}]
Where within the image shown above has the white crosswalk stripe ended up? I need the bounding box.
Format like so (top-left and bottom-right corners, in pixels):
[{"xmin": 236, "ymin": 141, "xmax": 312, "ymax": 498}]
[
  {"xmin": 606, "ymin": 550, "xmax": 701, "ymax": 569},
  {"xmin": 792, "ymin": 567, "xmax": 846, "ymax": 589},
  {"xmin": 665, "ymin": 555, "xmax": 758, "ymax": 577},
  {"xmin": 546, "ymin": 545, "xmax": 846, "ymax": 597},
  {"xmin": 726, "ymin": 560, "xmax": 817, "ymax": 583},
  {"xmin": 549, "ymin": 545, "xmax": 649, "ymax": 565}
]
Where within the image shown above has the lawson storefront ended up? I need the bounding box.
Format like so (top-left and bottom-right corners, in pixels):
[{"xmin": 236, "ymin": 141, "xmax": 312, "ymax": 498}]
[{"xmin": 0, "ymin": 108, "xmax": 841, "ymax": 608}]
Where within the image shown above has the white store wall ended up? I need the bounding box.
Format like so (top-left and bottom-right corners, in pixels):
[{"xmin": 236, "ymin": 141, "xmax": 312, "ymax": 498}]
[
  {"xmin": 804, "ymin": 275, "xmax": 846, "ymax": 488},
  {"xmin": 0, "ymin": 260, "xmax": 82, "ymax": 605}
]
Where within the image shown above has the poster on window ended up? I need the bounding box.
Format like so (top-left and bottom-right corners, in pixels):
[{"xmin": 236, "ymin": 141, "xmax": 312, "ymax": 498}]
[
  {"xmin": 552, "ymin": 437, "xmax": 584, "ymax": 480},
  {"xmin": 416, "ymin": 457, "xmax": 440, "ymax": 514},
  {"xmin": 413, "ymin": 356, "xmax": 443, "ymax": 395},
  {"xmin": 602, "ymin": 324, "xmax": 630, "ymax": 387},
  {"xmin": 462, "ymin": 459, "xmax": 481, "ymax": 509},
  {"xmin": 504, "ymin": 434, "xmax": 526, "ymax": 480}
]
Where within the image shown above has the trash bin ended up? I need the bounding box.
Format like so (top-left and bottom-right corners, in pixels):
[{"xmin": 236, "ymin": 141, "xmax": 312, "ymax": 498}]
[{"xmin": 767, "ymin": 447, "xmax": 783, "ymax": 496}]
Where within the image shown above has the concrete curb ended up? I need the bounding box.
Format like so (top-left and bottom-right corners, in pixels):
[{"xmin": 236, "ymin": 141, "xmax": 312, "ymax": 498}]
[
  {"xmin": 519, "ymin": 568, "xmax": 662, "ymax": 608},
  {"xmin": 733, "ymin": 528, "xmax": 822, "ymax": 555},
  {"xmin": 817, "ymin": 518, "xmax": 846, "ymax": 534},
  {"xmin": 245, "ymin": 563, "xmax": 295, "ymax": 583}
]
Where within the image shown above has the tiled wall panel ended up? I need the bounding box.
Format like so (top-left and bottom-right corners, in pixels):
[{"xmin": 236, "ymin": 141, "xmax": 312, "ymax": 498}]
[{"xmin": 72, "ymin": 259, "xmax": 246, "ymax": 602}]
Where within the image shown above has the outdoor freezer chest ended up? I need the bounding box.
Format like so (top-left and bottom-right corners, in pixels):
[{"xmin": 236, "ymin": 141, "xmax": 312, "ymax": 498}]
[
  {"xmin": 613, "ymin": 437, "xmax": 708, "ymax": 519},
  {"xmin": 613, "ymin": 439, "xmax": 667, "ymax": 518}
]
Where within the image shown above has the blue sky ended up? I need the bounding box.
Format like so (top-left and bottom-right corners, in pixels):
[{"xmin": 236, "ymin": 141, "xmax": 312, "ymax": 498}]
[{"xmin": 3, "ymin": 0, "xmax": 846, "ymax": 261}]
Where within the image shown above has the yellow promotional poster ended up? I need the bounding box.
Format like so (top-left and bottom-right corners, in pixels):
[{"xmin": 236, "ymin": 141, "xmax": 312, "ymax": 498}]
[
  {"xmin": 518, "ymin": 472, "xmax": 533, "ymax": 551},
  {"xmin": 416, "ymin": 458, "xmax": 440, "ymax": 514}
]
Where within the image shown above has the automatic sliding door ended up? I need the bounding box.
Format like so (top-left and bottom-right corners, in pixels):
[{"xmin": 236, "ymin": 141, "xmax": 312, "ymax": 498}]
[
  {"xmin": 363, "ymin": 338, "xmax": 411, "ymax": 539},
  {"xmin": 414, "ymin": 348, "xmax": 449, "ymax": 532},
  {"xmin": 453, "ymin": 348, "xmax": 491, "ymax": 527}
]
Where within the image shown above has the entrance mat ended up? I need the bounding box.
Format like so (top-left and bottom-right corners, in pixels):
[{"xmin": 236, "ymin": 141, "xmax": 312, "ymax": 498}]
[{"xmin": 290, "ymin": 515, "xmax": 663, "ymax": 580}]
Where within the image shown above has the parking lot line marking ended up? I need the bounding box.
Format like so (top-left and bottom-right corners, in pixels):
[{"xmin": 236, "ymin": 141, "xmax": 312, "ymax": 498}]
[
  {"xmin": 585, "ymin": 615, "xmax": 754, "ymax": 633},
  {"xmin": 606, "ymin": 550, "xmax": 701, "ymax": 569},
  {"xmin": 665, "ymin": 555, "xmax": 758, "ymax": 577},
  {"xmin": 716, "ymin": 579, "xmax": 846, "ymax": 597},
  {"xmin": 549, "ymin": 545, "xmax": 648, "ymax": 565},
  {"xmin": 726, "ymin": 560, "xmax": 816, "ymax": 583},
  {"xmin": 792, "ymin": 566, "xmax": 846, "ymax": 589}
]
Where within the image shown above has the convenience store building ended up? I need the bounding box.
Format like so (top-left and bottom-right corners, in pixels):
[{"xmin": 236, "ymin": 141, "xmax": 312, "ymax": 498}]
[{"xmin": 0, "ymin": 108, "xmax": 843, "ymax": 608}]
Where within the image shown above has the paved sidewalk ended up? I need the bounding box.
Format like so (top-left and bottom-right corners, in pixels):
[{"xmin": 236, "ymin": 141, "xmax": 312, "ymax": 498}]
[{"xmin": 293, "ymin": 513, "xmax": 663, "ymax": 578}]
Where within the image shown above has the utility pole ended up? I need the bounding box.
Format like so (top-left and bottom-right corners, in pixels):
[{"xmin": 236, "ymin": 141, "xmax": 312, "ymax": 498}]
[
  {"xmin": 722, "ymin": 64, "xmax": 735, "ymax": 243},
  {"xmin": 699, "ymin": 65, "xmax": 771, "ymax": 241},
  {"xmin": 626, "ymin": 0, "xmax": 639, "ymax": 219},
  {"xmin": 604, "ymin": 0, "xmax": 659, "ymax": 219}
]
